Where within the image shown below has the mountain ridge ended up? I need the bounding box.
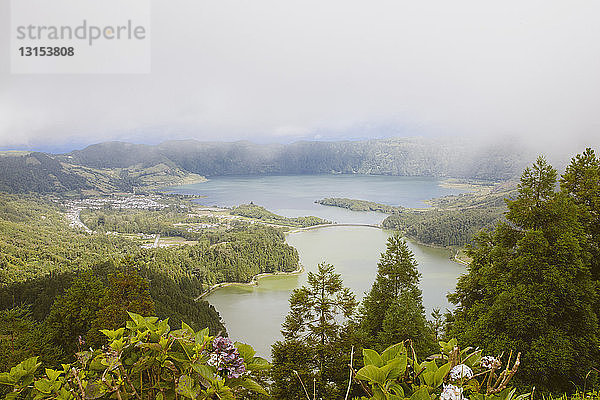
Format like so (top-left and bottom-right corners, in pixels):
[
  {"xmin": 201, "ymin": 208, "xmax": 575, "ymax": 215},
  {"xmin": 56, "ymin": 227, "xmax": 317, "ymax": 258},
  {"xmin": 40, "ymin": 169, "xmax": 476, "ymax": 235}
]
[
  {"xmin": 63, "ymin": 137, "xmax": 534, "ymax": 180},
  {"xmin": 0, "ymin": 137, "xmax": 538, "ymax": 194}
]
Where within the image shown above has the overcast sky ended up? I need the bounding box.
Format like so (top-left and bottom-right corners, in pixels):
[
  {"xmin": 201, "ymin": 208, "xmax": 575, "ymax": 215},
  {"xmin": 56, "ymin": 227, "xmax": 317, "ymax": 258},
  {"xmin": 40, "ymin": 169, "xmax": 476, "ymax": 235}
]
[{"xmin": 1, "ymin": 0, "xmax": 599, "ymax": 152}]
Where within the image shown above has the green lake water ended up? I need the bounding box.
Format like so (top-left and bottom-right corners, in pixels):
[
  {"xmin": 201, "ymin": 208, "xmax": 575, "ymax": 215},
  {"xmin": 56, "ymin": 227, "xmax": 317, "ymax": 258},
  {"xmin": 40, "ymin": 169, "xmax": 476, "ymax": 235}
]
[
  {"xmin": 205, "ymin": 226, "xmax": 465, "ymax": 357},
  {"xmin": 167, "ymin": 175, "xmax": 469, "ymax": 358}
]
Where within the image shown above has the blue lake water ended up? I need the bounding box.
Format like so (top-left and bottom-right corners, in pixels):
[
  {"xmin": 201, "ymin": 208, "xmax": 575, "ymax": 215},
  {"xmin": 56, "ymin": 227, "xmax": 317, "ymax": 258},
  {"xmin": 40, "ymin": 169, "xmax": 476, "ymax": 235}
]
[{"xmin": 165, "ymin": 174, "xmax": 469, "ymax": 224}]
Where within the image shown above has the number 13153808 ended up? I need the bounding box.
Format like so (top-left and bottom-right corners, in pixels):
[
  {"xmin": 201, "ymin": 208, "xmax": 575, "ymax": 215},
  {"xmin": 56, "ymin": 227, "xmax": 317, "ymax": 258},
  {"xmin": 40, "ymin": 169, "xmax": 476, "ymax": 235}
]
[{"xmin": 19, "ymin": 47, "xmax": 74, "ymax": 56}]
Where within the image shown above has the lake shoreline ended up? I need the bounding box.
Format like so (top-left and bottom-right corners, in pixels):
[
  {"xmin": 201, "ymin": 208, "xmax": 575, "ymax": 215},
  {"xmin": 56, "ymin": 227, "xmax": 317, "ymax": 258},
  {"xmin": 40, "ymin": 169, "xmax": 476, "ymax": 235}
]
[
  {"xmin": 196, "ymin": 264, "xmax": 305, "ymax": 300},
  {"xmin": 199, "ymin": 225, "xmax": 467, "ymax": 303},
  {"xmin": 286, "ymin": 222, "xmax": 381, "ymax": 234},
  {"xmin": 287, "ymin": 224, "xmax": 464, "ymax": 266}
]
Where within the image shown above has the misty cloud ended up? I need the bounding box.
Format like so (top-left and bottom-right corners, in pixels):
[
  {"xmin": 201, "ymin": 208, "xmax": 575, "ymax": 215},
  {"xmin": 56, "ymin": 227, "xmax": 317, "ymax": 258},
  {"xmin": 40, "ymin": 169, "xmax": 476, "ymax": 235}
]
[{"xmin": 1, "ymin": 0, "xmax": 599, "ymax": 151}]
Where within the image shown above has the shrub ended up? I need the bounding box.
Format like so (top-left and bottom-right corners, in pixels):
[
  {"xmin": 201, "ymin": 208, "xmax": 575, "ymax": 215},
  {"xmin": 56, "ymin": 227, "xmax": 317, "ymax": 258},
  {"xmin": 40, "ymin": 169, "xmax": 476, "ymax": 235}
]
[
  {"xmin": 352, "ymin": 338, "xmax": 528, "ymax": 400},
  {"xmin": 0, "ymin": 312, "xmax": 269, "ymax": 399}
]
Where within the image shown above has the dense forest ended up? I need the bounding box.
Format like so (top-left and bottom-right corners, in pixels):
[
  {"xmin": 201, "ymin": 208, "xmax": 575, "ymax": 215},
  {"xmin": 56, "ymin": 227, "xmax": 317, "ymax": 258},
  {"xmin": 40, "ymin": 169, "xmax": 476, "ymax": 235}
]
[
  {"xmin": 0, "ymin": 152, "xmax": 90, "ymax": 194},
  {"xmin": 1, "ymin": 230, "xmax": 526, "ymax": 400},
  {"xmin": 382, "ymin": 206, "xmax": 506, "ymax": 247},
  {"xmin": 0, "ymin": 193, "xmax": 299, "ymax": 374},
  {"xmin": 230, "ymin": 203, "xmax": 330, "ymax": 227},
  {"xmin": 0, "ymin": 152, "xmax": 202, "ymax": 195}
]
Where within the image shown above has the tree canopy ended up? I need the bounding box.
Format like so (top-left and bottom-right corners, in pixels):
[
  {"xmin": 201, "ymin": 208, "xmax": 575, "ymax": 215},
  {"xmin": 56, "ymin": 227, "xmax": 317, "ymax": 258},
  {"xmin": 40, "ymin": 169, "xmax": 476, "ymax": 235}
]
[
  {"xmin": 359, "ymin": 233, "xmax": 436, "ymax": 356},
  {"xmin": 449, "ymin": 152, "xmax": 600, "ymax": 392}
]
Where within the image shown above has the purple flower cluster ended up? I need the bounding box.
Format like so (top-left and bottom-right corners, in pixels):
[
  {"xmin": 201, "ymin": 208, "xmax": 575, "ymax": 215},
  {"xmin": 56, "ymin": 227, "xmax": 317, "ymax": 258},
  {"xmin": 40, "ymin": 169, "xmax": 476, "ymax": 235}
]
[{"xmin": 207, "ymin": 336, "xmax": 246, "ymax": 379}]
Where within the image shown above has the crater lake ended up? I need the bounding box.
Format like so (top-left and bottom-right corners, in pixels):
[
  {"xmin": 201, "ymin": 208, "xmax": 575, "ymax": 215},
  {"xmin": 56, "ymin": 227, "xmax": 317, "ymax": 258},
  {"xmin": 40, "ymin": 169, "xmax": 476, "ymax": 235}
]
[{"xmin": 166, "ymin": 175, "xmax": 469, "ymax": 356}]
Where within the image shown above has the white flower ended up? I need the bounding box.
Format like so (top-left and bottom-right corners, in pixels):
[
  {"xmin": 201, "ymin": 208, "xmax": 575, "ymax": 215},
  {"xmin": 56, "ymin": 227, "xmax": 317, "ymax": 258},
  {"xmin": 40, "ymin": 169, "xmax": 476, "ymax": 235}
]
[
  {"xmin": 440, "ymin": 384, "xmax": 463, "ymax": 400},
  {"xmin": 207, "ymin": 353, "xmax": 219, "ymax": 367},
  {"xmin": 449, "ymin": 364, "xmax": 473, "ymax": 381},
  {"xmin": 481, "ymin": 356, "xmax": 501, "ymax": 369}
]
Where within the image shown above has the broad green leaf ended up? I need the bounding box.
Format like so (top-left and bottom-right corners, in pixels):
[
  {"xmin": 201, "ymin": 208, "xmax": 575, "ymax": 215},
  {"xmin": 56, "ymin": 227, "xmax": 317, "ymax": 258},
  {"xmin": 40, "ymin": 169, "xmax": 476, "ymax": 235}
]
[
  {"xmin": 21, "ymin": 357, "xmax": 40, "ymax": 374},
  {"xmin": 9, "ymin": 365, "xmax": 27, "ymax": 382},
  {"xmin": 195, "ymin": 328, "xmax": 209, "ymax": 344},
  {"xmin": 34, "ymin": 379, "xmax": 53, "ymax": 394},
  {"xmin": 421, "ymin": 371, "xmax": 435, "ymax": 386},
  {"xmin": 176, "ymin": 375, "xmax": 196, "ymax": 399},
  {"xmin": 6, "ymin": 392, "xmax": 19, "ymax": 400},
  {"xmin": 381, "ymin": 357, "xmax": 407, "ymax": 381},
  {"xmin": 421, "ymin": 360, "xmax": 438, "ymax": 373},
  {"xmin": 433, "ymin": 362, "xmax": 451, "ymax": 388},
  {"xmin": 382, "ymin": 343, "xmax": 406, "ymax": 362},
  {"xmin": 57, "ymin": 387, "xmax": 72, "ymax": 400},
  {"xmin": 389, "ymin": 382, "xmax": 404, "ymax": 397},
  {"xmin": 356, "ymin": 365, "xmax": 385, "ymax": 385},
  {"xmin": 419, "ymin": 361, "xmax": 437, "ymax": 386},
  {"xmin": 247, "ymin": 357, "xmax": 271, "ymax": 371},
  {"xmin": 181, "ymin": 321, "xmax": 193, "ymax": 332},
  {"xmin": 157, "ymin": 318, "xmax": 170, "ymax": 335},
  {"xmin": 100, "ymin": 329, "xmax": 116, "ymax": 340},
  {"xmin": 167, "ymin": 352, "xmax": 191, "ymax": 363},
  {"xmin": 410, "ymin": 386, "xmax": 432, "ymax": 400},
  {"xmin": 235, "ymin": 342, "xmax": 256, "ymax": 361},
  {"xmin": 363, "ymin": 348, "xmax": 384, "ymax": 367},
  {"xmin": 88, "ymin": 359, "xmax": 107, "ymax": 371},
  {"xmin": 191, "ymin": 364, "xmax": 215, "ymax": 381},
  {"xmin": 237, "ymin": 378, "xmax": 269, "ymax": 395},
  {"xmin": 216, "ymin": 386, "xmax": 235, "ymax": 400},
  {"xmin": 85, "ymin": 382, "xmax": 107, "ymax": 399},
  {"xmin": 45, "ymin": 368, "xmax": 61, "ymax": 382},
  {"xmin": 372, "ymin": 386, "xmax": 386, "ymax": 400},
  {"xmin": 110, "ymin": 338, "xmax": 125, "ymax": 352},
  {"xmin": 127, "ymin": 311, "xmax": 146, "ymax": 327},
  {"xmin": 179, "ymin": 342, "xmax": 196, "ymax": 360}
]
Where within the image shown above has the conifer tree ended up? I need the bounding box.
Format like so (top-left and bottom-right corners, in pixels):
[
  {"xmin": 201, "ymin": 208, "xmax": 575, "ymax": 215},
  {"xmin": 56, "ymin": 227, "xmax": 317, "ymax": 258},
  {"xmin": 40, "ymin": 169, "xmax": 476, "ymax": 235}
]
[
  {"xmin": 359, "ymin": 233, "xmax": 435, "ymax": 356},
  {"xmin": 42, "ymin": 272, "xmax": 106, "ymax": 361},
  {"xmin": 87, "ymin": 269, "xmax": 155, "ymax": 347},
  {"xmin": 272, "ymin": 263, "xmax": 358, "ymax": 400},
  {"xmin": 560, "ymin": 148, "xmax": 600, "ymax": 280},
  {"xmin": 449, "ymin": 154, "xmax": 600, "ymax": 391}
]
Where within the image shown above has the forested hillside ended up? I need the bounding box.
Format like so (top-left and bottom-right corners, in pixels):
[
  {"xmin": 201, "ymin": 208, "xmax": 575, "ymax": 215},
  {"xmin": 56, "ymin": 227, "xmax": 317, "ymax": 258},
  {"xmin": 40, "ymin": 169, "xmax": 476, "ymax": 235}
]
[
  {"xmin": 230, "ymin": 203, "xmax": 330, "ymax": 227},
  {"xmin": 0, "ymin": 193, "xmax": 299, "ymax": 371},
  {"xmin": 0, "ymin": 152, "xmax": 89, "ymax": 193},
  {"xmin": 64, "ymin": 137, "xmax": 533, "ymax": 181},
  {"xmin": 317, "ymin": 181, "xmax": 516, "ymax": 247},
  {"xmin": 0, "ymin": 151, "xmax": 203, "ymax": 195},
  {"xmin": 0, "ymin": 137, "xmax": 537, "ymax": 195}
]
